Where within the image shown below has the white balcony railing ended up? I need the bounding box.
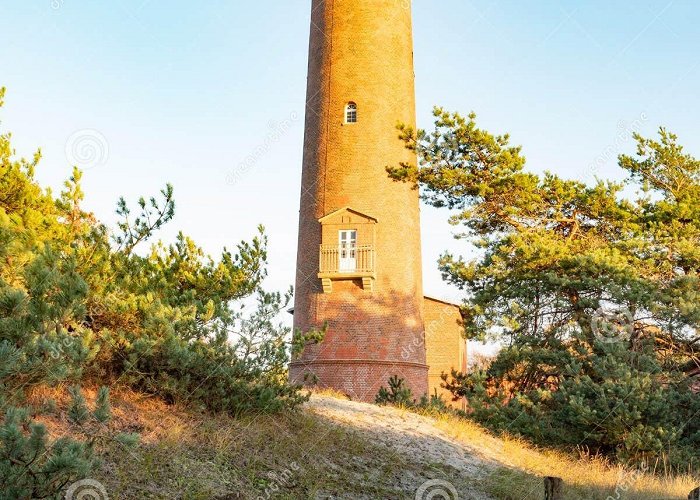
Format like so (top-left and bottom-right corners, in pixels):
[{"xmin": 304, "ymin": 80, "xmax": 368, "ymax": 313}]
[{"xmin": 319, "ymin": 244, "xmax": 375, "ymax": 275}]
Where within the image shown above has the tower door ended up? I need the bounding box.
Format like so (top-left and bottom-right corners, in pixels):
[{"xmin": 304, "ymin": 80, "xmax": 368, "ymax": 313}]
[{"xmin": 338, "ymin": 230, "xmax": 357, "ymax": 272}]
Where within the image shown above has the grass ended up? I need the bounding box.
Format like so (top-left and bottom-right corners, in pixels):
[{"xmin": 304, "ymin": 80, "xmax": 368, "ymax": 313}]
[
  {"xmin": 420, "ymin": 408, "xmax": 699, "ymax": 500},
  {"xmin": 24, "ymin": 385, "xmax": 700, "ymax": 499},
  {"xmin": 26, "ymin": 386, "xmax": 454, "ymax": 499}
]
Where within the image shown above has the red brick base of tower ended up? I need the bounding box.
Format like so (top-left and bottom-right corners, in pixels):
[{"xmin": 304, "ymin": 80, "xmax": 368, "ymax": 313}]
[
  {"xmin": 289, "ymin": 284, "xmax": 430, "ymax": 402},
  {"xmin": 289, "ymin": 360, "xmax": 428, "ymax": 402}
]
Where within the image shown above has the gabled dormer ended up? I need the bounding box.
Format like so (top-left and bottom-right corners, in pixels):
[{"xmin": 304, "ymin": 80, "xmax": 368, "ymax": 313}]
[{"xmin": 317, "ymin": 207, "xmax": 377, "ymax": 293}]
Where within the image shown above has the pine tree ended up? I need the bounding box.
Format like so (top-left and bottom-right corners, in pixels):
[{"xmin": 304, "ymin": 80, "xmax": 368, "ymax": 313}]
[
  {"xmin": 93, "ymin": 386, "xmax": 111, "ymax": 424},
  {"xmin": 376, "ymin": 375, "xmax": 414, "ymax": 406},
  {"xmin": 0, "ymin": 407, "xmax": 94, "ymax": 500},
  {"xmin": 67, "ymin": 386, "xmax": 89, "ymax": 425},
  {"xmin": 390, "ymin": 108, "xmax": 700, "ymax": 468}
]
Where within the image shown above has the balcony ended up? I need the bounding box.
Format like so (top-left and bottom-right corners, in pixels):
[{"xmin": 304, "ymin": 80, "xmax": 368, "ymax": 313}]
[{"xmin": 318, "ymin": 244, "xmax": 375, "ymax": 292}]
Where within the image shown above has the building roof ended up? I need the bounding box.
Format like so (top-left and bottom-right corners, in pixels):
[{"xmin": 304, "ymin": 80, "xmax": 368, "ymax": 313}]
[
  {"xmin": 423, "ymin": 295, "xmax": 463, "ymax": 308},
  {"xmin": 318, "ymin": 206, "xmax": 378, "ymax": 223}
]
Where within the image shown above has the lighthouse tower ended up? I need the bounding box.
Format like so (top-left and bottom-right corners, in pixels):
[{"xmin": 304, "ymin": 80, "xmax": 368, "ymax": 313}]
[{"xmin": 290, "ymin": 0, "xmax": 429, "ymax": 401}]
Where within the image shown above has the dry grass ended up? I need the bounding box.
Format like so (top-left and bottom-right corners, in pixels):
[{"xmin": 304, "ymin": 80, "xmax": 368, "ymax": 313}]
[
  {"xmin": 423, "ymin": 410, "xmax": 699, "ymax": 499},
  {"xmin": 25, "ymin": 385, "xmax": 444, "ymax": 499},
  {"xmin": 22, "ymin": 386, "xmax": 700, "ymax": 499}
]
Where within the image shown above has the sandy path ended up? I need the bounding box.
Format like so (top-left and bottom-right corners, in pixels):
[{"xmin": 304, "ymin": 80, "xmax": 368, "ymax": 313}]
[{"xmin": 307, "ymin": 395, "xmax": 496, "ymax": 499}]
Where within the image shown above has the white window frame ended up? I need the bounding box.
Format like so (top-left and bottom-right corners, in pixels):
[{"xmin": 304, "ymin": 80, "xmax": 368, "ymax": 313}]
[
  {"xmin": 338, "ymin": 230, "xmax": 357, "ymax": 272},
  {"xmin": 345, "ymin": 102, "xmax": 357, "ymax": 124}
]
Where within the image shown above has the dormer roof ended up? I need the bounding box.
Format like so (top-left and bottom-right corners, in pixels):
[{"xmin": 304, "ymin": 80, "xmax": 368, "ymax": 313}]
[{"xmin": 318, "ymin": 206, "xmax": 378, "ymax": 224}]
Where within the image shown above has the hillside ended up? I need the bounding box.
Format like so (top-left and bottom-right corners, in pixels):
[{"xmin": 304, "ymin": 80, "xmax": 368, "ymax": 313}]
[{"xmin": 29, "ymin": 387, "xmax": 697, "ymax": 499}]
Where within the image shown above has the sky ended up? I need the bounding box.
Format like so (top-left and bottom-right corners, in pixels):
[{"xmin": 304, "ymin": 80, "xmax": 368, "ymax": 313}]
[{"xmin": 1, "ymin": 1, "xmax": 699, "ymax": 345}]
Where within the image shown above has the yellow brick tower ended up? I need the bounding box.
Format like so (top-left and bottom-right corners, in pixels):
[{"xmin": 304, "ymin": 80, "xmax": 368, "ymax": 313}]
[{"xmin": 290, "ymin": 0, "xmax": 430, "ymax": 400}]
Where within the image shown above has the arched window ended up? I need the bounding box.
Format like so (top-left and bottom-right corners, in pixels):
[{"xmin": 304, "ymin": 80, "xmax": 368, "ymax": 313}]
[{"xmin": 345, "ymin": 102, "xmax": 357, "ymax": 123}]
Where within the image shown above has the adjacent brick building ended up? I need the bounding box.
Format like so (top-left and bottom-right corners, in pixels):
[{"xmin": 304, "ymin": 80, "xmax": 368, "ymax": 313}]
[
  {"xmin": 423, "ymin": 296, "xmax": 468, "ymax": 406},
  {"xmin": 289, "ymin": 0, "xmax": 467, "ymax": 404}
]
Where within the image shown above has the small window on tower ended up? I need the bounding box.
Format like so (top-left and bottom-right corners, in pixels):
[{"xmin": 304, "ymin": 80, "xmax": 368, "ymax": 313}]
[{"xmin": 345, "ymin": 102, "xmax": 357, "ymax": 124}]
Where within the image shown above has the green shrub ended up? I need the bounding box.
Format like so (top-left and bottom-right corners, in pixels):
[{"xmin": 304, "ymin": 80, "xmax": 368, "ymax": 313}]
[
  {"xmin": 67, "ymin": 386, "xmax": 90, "ymax": 425},
  {"xmin": 444, "ymin": 334, "xmax": 700, "ymax": 471},
  {"xmin": 93, "ymin": 386, "xmax": 111, "ymax": 424},
  {"xmin": 0, "ymin": 407, "xmax": 95, "ymax": 500},
  {"xmin": 0, "ymin": 86, "xmax": 314, "ymax": 419},
  {"xmin": 418, "ymin": 389, "xmax": 450, "ymax": 414},
  {"xmin": 376, "ymin": 375, "xmax": 415, "ymax": 406},
  {"xmin": 0, "ymin": 387, "xmax": 130, "ymax": 500},
  {"xmin": 376, "ymin": 377, "xmax": 451, "ymax": 416}
]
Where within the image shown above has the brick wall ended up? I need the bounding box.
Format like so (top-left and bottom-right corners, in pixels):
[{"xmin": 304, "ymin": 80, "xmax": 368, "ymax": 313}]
[{"xmin": 423, "ymin": 297, "xmax": 467, "ymax": 409}]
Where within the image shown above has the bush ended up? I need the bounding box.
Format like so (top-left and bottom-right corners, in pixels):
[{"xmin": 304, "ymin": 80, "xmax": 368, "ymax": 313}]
[
  {"xmin": 376, "ymin": 376, "xmax": 450, "ymax": 414},
  {"xmin": 376, "ymin": 375, "xmax": 415, "ymax": 406},
  {"xmin": 0, "ymin": 85, "xmax": 312, "ymax": 499},
  {"xmin": 0, "ymin": 407, "xmax": 95, "ymax": 500},
  {"xmin": 0, "ymin": 386, "xmax": 134, "ymax": 500},
  {"xmin": 444, "ymin": 334, "xmax": 700, "ymax": 470},
  {"xmin": 0, "ymin": 86, "xmax": 313, "ymax": 419}
]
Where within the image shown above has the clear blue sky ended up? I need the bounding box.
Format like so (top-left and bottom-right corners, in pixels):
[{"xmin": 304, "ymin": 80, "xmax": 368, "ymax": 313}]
[{"xmin": 2, "ymin": 1, "xmax": 698, "ymax": 309}]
